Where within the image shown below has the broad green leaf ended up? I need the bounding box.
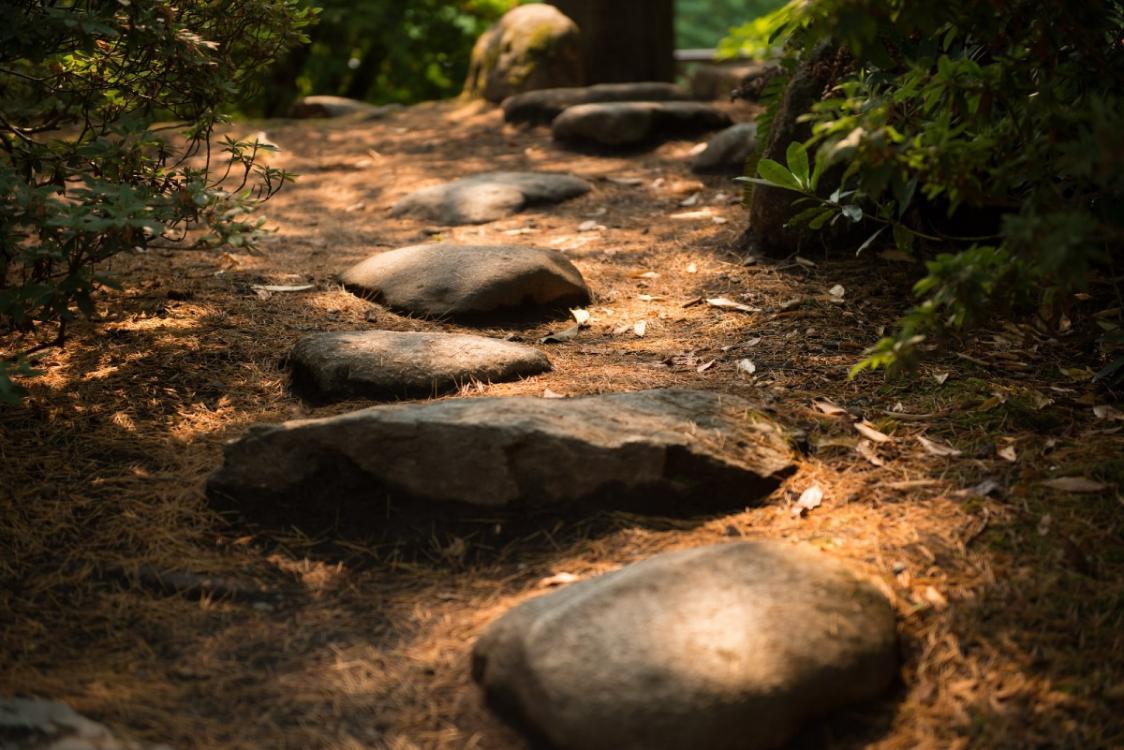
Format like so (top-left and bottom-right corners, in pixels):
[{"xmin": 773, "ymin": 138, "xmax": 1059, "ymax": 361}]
[
  {"xmin": 756, "ymin": 158, "xmax": 803, "ymax": 192},
  {"xmin": 786, "ymin": 141, "xmax": 810, "ymax": 188}
]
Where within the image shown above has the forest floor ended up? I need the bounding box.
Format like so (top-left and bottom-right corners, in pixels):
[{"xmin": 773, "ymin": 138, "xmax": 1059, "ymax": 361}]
[{"xmin": 2, "ymin": 99, "xmax": 1122, "ymax": 750}]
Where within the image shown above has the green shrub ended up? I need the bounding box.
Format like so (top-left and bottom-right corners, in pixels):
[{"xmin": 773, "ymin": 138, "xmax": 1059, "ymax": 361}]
[
  {"xmin": 737, "ymin": 0, "xmax": 1124, "ymax": 379},
  {"xmin": 250, "ymin": 0, "xmax": 521, "ymax": 116},
  {"xmin": 0, "ymin": 0, "xmax": 314, "ymax": 402}
]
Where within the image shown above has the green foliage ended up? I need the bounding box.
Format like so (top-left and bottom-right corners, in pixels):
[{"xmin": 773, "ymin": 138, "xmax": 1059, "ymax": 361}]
[
  {"xmin": 740, "ymin": 0, "xmax": 1124, "ymax": 378},
  {"xmin": 251, "ymin": 0, "xmax": 522, "ymax": 115},
  {"xmin": 677, "ymin": 0, "xmax": 788, "ymax": 53},
  {"xmin": 0, "ymin": 0, "xmax": 313, "ymax": 401}
]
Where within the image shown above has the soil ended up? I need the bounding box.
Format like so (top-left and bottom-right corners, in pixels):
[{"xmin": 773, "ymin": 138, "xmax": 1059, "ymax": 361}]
[{"xmin": 2, "ymin": 99, "xmax": 1122, "ymax": 750}]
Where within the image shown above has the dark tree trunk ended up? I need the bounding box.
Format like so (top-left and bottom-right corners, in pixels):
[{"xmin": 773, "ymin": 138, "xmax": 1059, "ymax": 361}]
[{"xmin": 549, "ymin": 0, "xmax": 675, "ymax": 84}]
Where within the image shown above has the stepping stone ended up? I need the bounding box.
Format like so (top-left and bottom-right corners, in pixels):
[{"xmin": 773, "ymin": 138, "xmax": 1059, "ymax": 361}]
[
  {"xmin": 552, "ymin": 102, "xmax": 732, "ymax": 148},
  {"xmin": 692, "ymin": 122, "xmax": 758, "ymax": 174},
  {"xmin": 207, "ymin": 389, "xmax": 795, "ymax": 517},
  {"xmin": 0, "ymin": 696, "xmax": 172, "ymax": 750},
  {"xmin": 690, "ymin": 61, "xmax": 783, "ymax": 101},
  {"xmin": 288, "ymin": 95, "xmax": 399, "ymax": 120},
  {"xmin": 389, "ymin": 172, "xmax": 591, "ymax": 225},
  {"xmin": 503, "ymin": 82, "xmax": 690, "ymax": 125},
  {"xmin": 289, "ymin": 331, "xmax": 551, "ymax": 403},
  {"xmin": 340, "ymin": 243, "xmax": 591, "ymax": 321},
  {"xmin": 473, "ymin": 541, "xmax": 899, "ymax": 750}
]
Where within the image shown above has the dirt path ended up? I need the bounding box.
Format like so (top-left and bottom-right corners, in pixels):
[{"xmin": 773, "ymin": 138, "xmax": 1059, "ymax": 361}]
[{"xmin": 1, "ymin": 100, "xmax": 1121, "ymax": 750}]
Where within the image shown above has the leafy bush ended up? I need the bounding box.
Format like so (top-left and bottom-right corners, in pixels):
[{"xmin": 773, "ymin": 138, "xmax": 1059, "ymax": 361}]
[
  {"xmin": 676, "ymin": 0, "xmax": 788, "ymax": 53},
  {"xmin": 0, "ymin": 0, "xmax": 314, "ymax": 401},
  {"xmin": 738, "ymin": 0, "xmax": 1124, "ymax": 378}
]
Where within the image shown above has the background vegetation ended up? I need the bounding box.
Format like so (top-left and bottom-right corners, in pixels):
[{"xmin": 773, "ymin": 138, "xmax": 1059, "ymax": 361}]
[
  {"xmin": 0, "ymin": 0, "xmax": 313, "ymax": 400},
  {"xmin": 740, "ymin": 0, "xmax": 1124, "ymax": 380}
]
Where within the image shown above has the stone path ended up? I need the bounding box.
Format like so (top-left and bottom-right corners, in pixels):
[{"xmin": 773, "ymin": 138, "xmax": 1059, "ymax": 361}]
[
  {"xmin": 502, "ymin": 82, "xmax": 689, "ymax": 125},
  {"xmin": 289, "ymin": 330, "xmax": 551, "ymax": 403},
  {"xmin": 340, "ymin": 243, "xmax": 591, "ymax": 320},
  {"xmin": 200, "ymin": 73, "xmax": 899, "ymax": 750},
  {"xmin": 473, "ymin": 541, "xmax": 898, "ymax": 750},
  {"xmin": 553, "ymin": 101, "xmax": 732, "ymax": 148},
  {"xmin": 389, "ymin": 171, "xmax": 591, "ymax": 225}
]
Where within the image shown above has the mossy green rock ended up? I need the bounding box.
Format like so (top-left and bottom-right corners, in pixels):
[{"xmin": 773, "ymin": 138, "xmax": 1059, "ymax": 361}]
[{"xmin": 464, "ymin": 4, "xmax": 583, "ymax": 104}]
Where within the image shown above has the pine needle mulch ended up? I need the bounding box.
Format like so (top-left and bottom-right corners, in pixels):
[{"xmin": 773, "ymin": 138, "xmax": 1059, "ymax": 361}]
[{"xmin": 1, "ymin": 100, "xmax": 1122, "ymax": 750}]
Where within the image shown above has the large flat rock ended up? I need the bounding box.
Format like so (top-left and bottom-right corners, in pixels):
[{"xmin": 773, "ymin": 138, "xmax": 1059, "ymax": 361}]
[
  {"xmin": 289, "ymin": 330, "xmax": 551, "ymax": 403},
  {"xmin": 503, "ymin": 83, "xmax": 690, "ymax": 125},
  {"xmin": 340, "ymin": 243, "xmax": 591, "ymax": 321},
  {"xmin": 473, "ymin": 542, "xmax": 899, "ymax": 750},
  {"xmin": 389, "ymin": 172, "xmax": 591, "ymax": 225},
  {"xmin": 207, "ymin": 390, "xmax": 794, "ymax": 517},
  {"xmin": 552, "ymin": 102, "xmax": 732, "ymax": 148},
  {"xmin": 692, "ymin": 122, "xmax": 758, "ymax": 174},
  {"xmin": 0, "ymin": 697, "xmax": 172, "ymax": 750}
]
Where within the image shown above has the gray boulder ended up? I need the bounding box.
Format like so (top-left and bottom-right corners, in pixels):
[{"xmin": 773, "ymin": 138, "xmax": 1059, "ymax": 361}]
[
  {"xmin": 552, "ymin": 101, "xmax": 732, "ymax": 148},
  {"xmin": 289, "ymin": 330, "xmax": 551, "ymax": 403},
  {"xmin": 690, "ymin": 61, "xmax": 783, "ymax": 102},
  {"xmin": 288, "ymin": 95, "xmax": 398, "ymax": 120},
  {"xmin": 339, "ymin": 243, "xmax": 591, "ymax": 321},
  {"xmin": 473, "ymin": 541, "xmax": 899, "ymax": 750},
  {"xmin": 463, "ymin": 4, "xmax": 583, "ymax": 103},
  {"xmin": 390, "ymin": 172, "xmax": 591, "ymax": 225},
  {"xmin": 0, "ymin": 697, "xmax": 172, "ymax": 750},
  {"xmin": 207, "ymin": 389, "xmax": 794, "ymax": 516},
  {"xmin": 692, "ymin": 122, "xmax": 758, "ymax": 174},
  {"xmin": 503, "ymin": 82, "xmax": 689, "ymax": 125}
]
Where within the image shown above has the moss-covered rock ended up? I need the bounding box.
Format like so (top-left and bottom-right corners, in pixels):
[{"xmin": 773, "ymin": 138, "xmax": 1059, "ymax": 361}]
[{"xmin": 463, "ymin": 4, "xmax": 582, "ymax": 104}]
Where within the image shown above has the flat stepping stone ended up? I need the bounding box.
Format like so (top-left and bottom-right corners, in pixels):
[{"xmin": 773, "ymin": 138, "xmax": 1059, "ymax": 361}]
[
  {"xmin": 340, "ymin": 243, "xmax": 591, "ymax": 321},
  {"xmin": 288, "ymin": 95, "xmax": 399, "ymax": 120},
  {"xmin": 692, "ymin": 122, "xmax": 758, "ymax": 174},
  {"xmin": 503, "ymin": 82, "xmax": 690, "ymax": 125},
  {"xmin": 553, "ymin": 102, "xmax": 732, "ymax": 148},
  {"xmin": 473, "ymin": 541, "xmax": 898, "ymax": 750},
  {"xmin": 390, "ymin": 172, "xmax": 591, "ymax": 225},
  {"xmin": 0, "ymin": 696, "xmax": 172, "ymax": 749},
  {"xmin": 289, "ymin": 330, "xmax": 551, "ymax": 403},
  {"xmin": 207, "ymin": 389, "xmax": 794, "ymax": 517}
]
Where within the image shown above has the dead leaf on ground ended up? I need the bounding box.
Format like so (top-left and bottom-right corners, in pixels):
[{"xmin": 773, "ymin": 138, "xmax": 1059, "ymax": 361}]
[
  {"xmin": 578, "ymin": 220, "xmax": 605, "ymax": 232},
  {"xmin": 856, "ymin": 439, "xmax": 885, "ymax": 466},
  {"xmin": 792, "ymin": 484, "xmax": 823, "ymax": 517},
  {"xmin": 736, "ymin": 359, "xmax": 756, "ymax": 376},
  {"xmin": 669, "ymin": 209, "xmax": 713, "ymax": 220},
  {"xmin": 541, "ymin": 324, "xmax": 581, "ymax": 344},
  {"xmin": 679, "ymin": 193, "xmax": 701, "ymax": 207},
  {"xmin": 538, "ymin": 572, "xmax": 580, "ymax": 587},
  {"xmin": 696, "ymin": 359, "xmax": 715, "ymax": 373},
  {"xmin": 933, "ymin": 371, "xmax": 950, "ymax": 385},
  {"xmin": 917, "ymin": 435, "xmax": 962, "ymax": 457},
  {"xmin": 633, "ymin": 320, "xmax": 647, "ymax": 337},
  {"xmin": 250, "ymin": 284, "xmax": 314, "ymax": 293},
  {"xmin": 813, "ymin": 399, "xmax": 848, "ymax": 416},
  {"xmin": 542, "ymin": 388, "xmax": 566, "ymax": 399},
  {"xmin": 855, "ymin": 420, "xmax": 893, "ymax": 443},
  {"xmin": 706, "ymin": 297, "xmax": 761, "ymax": 314},
  {"xmin": 828, "ymin": 284, "xmax": 845, "ymax": 299},
  {"xmin": 632, "ymin": 270, "xmax": 660, "ymax": 279},
  {"xmin": 1094, "ymin": 404, "xmax": 1124, "ymax": 421},
  {"xmin": 570, "ymin": 308, "xmax": 591, "ymax": 326},
  {"xmin": 997, "ymin": 443, "xmax": 1018, "ymax": 462},
  {"xmin": 794, "ymin": 256, "xmax": 817, "ymax": 268},
  {"xmin": 1039, "ymin": 477, "xmax": 1109, "ymax": 493},
  {"xmin": 686, "ymin": 262, "xmax": 698, "ymax": 274}
]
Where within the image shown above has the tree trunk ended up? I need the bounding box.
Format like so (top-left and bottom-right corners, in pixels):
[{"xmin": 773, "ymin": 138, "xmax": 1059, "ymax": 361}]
[{"xmin": 549, "ymin": 0, "xmax": 675, "ymax": 84}]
